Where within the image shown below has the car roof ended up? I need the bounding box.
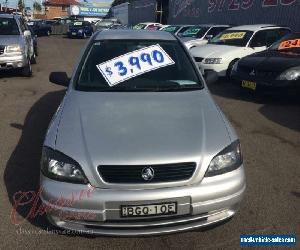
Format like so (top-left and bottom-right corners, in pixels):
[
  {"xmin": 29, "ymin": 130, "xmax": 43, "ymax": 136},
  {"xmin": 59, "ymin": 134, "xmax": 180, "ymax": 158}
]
[
  {"xmin": 227, "ymin": 24, "xmax": 287, "ymax": 31},
  {"xmin": 95, "ymin": 30, "xmax": 177, "ymax": 41},
  {"xmin": 191, "ymin": 24, "xmax": 230, "ymax": 27}
]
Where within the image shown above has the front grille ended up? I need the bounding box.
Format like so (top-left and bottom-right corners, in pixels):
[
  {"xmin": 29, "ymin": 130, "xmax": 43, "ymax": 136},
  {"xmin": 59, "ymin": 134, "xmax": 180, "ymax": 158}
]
[
  {"xmin": 239, "ymin": 66, "xmax": 279, "ymax": 79},
  {"xmin": 194, "ymin": 57, "xmax": 204, "ymax": 63},
  {"xmin": 98, "ymin": 162, "xmax": 196, "ymax": 184},
  {"xmin": 0, "ymin": 45, "xmax": 5, "ymax": 55}
]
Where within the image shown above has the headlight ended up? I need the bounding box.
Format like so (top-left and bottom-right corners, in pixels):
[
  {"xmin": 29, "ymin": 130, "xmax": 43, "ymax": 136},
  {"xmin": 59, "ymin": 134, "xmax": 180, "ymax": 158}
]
[
  {"xmin": 205, "ymin": 140, "xmax": 242, "ymax": 177},
  {"xmin": 41, "ymin": 147, "xmax": 89, "ymax": 184},
  {"xmin": 204, "ymin": 58, "xmax": 222, "ymax": 64},
  {"xmin": 6, "ymin": 44, "xmax": 23, "ymax": 54},
  {"xmin": 277, "ymin": 66, "xmax": 300, "ymax": 81}
]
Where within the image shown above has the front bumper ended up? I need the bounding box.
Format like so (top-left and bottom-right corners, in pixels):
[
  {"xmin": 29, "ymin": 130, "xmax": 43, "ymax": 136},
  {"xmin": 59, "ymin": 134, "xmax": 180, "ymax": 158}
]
[
  {"xmin": 231, "ymin": 73, "xmax": 300, "ymax": 91},
  {"xmin": 0, "ymin": 54, "xmax": 27, "ymax": 70},
  {"xmin": 40, "ymin": 166, "xmax": 246, "ymax": 236},
  {"xmin": 196, "ymin": 61, "xmax": 228, "ymax": 77},
  {"xmin": 67, "ymin": 31, "xmax": 83, "ymax": 38}
]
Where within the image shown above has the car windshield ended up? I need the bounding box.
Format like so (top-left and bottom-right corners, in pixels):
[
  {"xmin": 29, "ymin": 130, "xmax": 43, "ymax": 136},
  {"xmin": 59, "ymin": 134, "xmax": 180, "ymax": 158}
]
[
  {"xmin": 162, "ymin": 26, "xmax": 181, "ymax": 34},
  {"xmin": 0, "ymin": 17, "xmax": 20, "ymax": 35},
  {"xmin": 210, "ymin": 30, "xmax": 253, "ymax": 47},
  {"xmin": 181, "ymin": 26, "xmax": 210, "ymax": 38},
  {"xmin": 269, "ymin": 33, "xmax": 300, "ymax": 52},
  {"xmin": 76, "ymin": 40, "xmax": 203, "ymax": 92}
]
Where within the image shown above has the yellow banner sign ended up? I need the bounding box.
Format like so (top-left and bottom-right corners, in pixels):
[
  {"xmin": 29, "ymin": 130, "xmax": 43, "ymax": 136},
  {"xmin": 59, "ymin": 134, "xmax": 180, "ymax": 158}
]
[
  {"xmin": 279, "ymin": 39, "xmax": 300, "ymax": 50},
  {"xmin": 220, "ymin": 32, "xmax": 246, "ymax": 40}
]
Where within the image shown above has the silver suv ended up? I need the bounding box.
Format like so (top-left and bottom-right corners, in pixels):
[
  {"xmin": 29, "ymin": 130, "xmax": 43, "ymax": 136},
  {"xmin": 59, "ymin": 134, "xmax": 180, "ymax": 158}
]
[{"xmin": 0, "ymin": 14, "xmax": 35, "ymax": 76}]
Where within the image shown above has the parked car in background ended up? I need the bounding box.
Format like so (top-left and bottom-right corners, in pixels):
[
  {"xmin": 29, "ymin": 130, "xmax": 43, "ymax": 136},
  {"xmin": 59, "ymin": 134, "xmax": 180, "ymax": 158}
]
[
  {"xmin": 231, "ymin": 33, "xmax": 300, "ymax": 93},
  {"xmin": 191, "ymin": 25, "xmax": 291, "ymax": 78},
  {"xmin": 95, "ymin": 19, "xmax": 121, "ymax": 31},
  {"xmin": 67, "ymin": 21, "xmax": 93, "ymax": 39},
  {"xmin": 44, "ymin": 19, "xmax": 57, "ymax": 26},
  {"xmin": 181, "ymin": 25, "xmax": 231, "ymax": 49},
  {"xmin": 109, "ymin": 24, "xmax": 125, "ymax": 30},
  {"xmin": 146, "ymin": 23, "xmax": 163, "ymax": 30},
  {"xmin": 44, "ymin": 29, "xmax": 245, "ymax": 236},
  {"xmin": 161, "ymin": 25, "xmax": 194, "ymax": 37},
  {"xmin": 27, "ymin": 20, "xmax": 52, "ymax": 36},
  {"xmin": 0, "ymin": 14, "xmax": 34, "ymax": 76},
  {"xmin": 133, "ymin": 22, "xmax": 162, "ymax": 30}
]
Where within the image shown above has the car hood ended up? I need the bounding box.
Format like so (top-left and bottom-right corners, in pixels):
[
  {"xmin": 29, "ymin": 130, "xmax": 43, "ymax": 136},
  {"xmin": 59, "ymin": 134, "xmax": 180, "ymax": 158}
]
[
  {"xmin": 54, "ymin": 90, "xmax": 231, "ymax": 186},
  {"xmin": 190, "ymin": 44, "xmax": 243, "ymax": 58},
  {"xmin": 0, "ymin": 35, "xmax": 22, "ymax": 46},
  {"xmin": 238, "ymin": 49, "xmax": 300, "ymax": 72}
]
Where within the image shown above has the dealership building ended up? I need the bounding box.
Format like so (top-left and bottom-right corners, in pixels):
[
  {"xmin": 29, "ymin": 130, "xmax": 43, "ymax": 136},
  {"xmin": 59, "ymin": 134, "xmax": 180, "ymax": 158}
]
[{"xmin": 111, "ymin": 0, "xmax": 300, "ymax": 31}]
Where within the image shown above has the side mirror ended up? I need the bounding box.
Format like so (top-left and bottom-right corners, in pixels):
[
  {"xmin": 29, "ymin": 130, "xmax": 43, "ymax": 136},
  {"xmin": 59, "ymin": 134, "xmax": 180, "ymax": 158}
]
[
  {"xmin": 24, "ymin": 30, "xmax": 31, "ymax": 37},
  {"xmin": 204, "ymin": 71, "xmax": 218, "ymax": 85},
  {"xmin": 205, "ymin": 35, "xmax": 213, "ymax": 41},
  {"xmin": 49, "ymin": 72, "xmax": 70, "ymax": 87}
]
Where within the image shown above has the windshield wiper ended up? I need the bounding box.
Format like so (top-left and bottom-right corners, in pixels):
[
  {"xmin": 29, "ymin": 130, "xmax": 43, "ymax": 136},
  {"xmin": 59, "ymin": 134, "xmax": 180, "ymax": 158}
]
[{"xmin": 155, "ymin": 85, "xmax": 202, "ymax": 92}]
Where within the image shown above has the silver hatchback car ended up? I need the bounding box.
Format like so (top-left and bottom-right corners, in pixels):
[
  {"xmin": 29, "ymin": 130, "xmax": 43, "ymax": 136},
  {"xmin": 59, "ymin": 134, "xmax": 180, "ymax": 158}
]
[{"xmin": 41, "ymin": 30, "xmax": 246, "ymax": 236}]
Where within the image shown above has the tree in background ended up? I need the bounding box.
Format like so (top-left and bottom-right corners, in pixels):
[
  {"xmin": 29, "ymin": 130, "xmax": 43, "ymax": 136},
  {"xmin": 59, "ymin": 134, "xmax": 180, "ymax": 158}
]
[
  {"xmin": 18, "ymin": 0, "xmax": 25, "ymax": 12},
  {"xmin": 33, "ymin": 1, "xmax": 42, "ymax": 13}
]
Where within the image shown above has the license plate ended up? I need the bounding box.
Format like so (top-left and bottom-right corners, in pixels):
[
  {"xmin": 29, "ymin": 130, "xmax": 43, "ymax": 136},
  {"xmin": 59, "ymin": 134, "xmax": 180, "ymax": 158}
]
[
  {"xmin": 121, "ymin": 202, "xmax": 177, "ymax": 218},
  {"xmin": 72, "ymin": 32, "xmax": 76, "ymax": 36},
  {"xmin": 242, "ymin": 80, "xmax": 256, "ymax": 90}
]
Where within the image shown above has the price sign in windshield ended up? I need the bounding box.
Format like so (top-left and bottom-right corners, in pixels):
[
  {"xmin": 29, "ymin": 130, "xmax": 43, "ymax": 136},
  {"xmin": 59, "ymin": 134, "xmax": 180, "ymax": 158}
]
[
  {"xmin": 279, "ymin": 39, "xmax": 300, "ymax": 50},
  {"xmin": 220, "ymin": 32, "xmax": 246, "ymax": 40},
  {"xmin": 96, "ymin": 45, "xmax": 175, "ymax": 87}
]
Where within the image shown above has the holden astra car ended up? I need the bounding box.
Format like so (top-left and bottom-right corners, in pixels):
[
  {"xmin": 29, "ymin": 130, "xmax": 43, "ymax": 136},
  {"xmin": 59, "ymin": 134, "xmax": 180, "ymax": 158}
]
[
  {"xmin": 231, "ymin": 33, "xmax": 300, "ymax": 92},
  {"xmin": 41, "ymin": 30, "xmax": 246, "ymax": 236},
  {"xmin": 67, "ymin": 21, "xmax": 93, "ymax": 39},
  {"xmin": 27, "ymin": 20, "xmax": 52, "ymax": 36},
  {"xmin": 191, "ymin": 25, "xmax": 291, "ymax": 78},
  {"xmin": 181, "ymin": 25, "xmax": 231, "ymax": 50}
]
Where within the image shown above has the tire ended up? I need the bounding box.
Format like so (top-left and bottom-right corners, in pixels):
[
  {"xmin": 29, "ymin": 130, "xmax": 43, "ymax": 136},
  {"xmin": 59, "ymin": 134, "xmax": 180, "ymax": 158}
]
[
  {"xmin": 226, "ymin": 59, "xmax": 239, "ymax": 79},
  {"xmin": 21, "ymin": 59, "xmax": 32, "ymax": 77}
]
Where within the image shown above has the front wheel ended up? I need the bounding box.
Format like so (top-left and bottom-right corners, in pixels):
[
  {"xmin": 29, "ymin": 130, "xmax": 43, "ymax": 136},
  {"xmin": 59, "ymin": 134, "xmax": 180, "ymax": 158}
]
[{"xmin": 226, "ymin": 59, "xmax": 239, "ymax": 79}]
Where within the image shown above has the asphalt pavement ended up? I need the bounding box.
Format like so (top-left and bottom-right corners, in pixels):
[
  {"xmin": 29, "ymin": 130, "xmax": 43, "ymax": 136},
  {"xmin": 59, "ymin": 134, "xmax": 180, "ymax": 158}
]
[{"xmin": 0, "ymin": 36, "xmax": 299, "ymax": 250}]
